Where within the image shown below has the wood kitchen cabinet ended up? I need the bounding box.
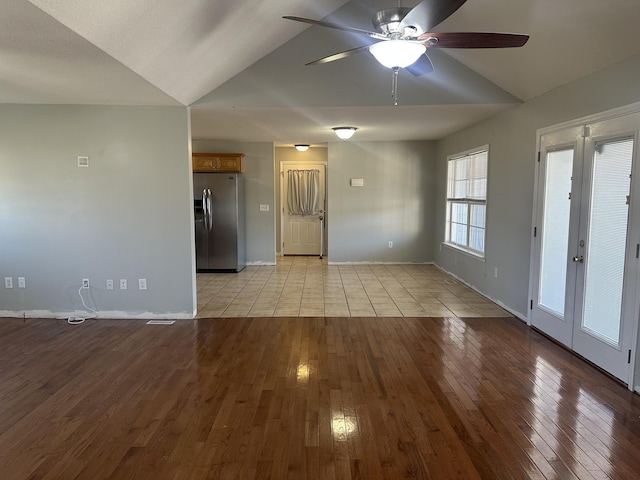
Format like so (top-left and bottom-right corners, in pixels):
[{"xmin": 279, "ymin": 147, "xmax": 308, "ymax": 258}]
[{"xmin": 192, "ymin": 153, "xmax": 244, "ymax": 172}]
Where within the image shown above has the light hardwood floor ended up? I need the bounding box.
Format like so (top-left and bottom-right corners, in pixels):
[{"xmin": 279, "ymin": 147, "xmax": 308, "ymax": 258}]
[{"xmin": 1, "ymin": 314, "xmax": 639, "ymax": 479}]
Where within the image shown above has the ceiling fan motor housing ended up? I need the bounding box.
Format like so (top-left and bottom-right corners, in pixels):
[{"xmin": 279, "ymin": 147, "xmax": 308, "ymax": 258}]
[{"xmin": 373, "ymin": 8, "xmax": 423, "ymax": 37}]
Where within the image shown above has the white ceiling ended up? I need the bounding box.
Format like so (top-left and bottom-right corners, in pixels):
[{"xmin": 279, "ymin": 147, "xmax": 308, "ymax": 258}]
[{"xmin": 3, "ymin": 0, "xmax": 640, "ymax": 144}]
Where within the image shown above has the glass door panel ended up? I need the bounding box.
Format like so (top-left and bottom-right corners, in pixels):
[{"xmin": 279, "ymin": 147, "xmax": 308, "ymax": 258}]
[
  {"xmin": 581, "ymin": 138, "xmax": 633, "ymax": 345},
  {"xmin": 539, "ymin": 148, "xmax": 573, "ymax": 317}
]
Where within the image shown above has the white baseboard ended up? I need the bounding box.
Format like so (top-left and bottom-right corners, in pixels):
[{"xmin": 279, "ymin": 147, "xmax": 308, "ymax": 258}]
[
  {"xmin": 0, "ymin": 310, "xmax": 194, "ymax": 320},
  {"xmin": 246, "ymin": 261, "xmax": 277, "ymax": 266},
  {"xmin": 327, "ymin": 261, "xmax": 435, "ymax": 266}
]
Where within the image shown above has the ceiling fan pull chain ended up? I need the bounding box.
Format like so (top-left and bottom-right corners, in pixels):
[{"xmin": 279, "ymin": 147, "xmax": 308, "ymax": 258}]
[{"xmin": 392, "ymin": 67, "xmax": 399, "ymax": 106}]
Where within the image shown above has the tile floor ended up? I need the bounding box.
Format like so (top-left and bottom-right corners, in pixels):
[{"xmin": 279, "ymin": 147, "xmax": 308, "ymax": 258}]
[{"xmin": 196, "ymin": 256, "xmax": 512, "ymax": 318}]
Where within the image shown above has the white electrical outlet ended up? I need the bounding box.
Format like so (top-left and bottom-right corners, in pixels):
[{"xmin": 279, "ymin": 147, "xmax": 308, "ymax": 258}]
[
  {"xmin": 82, "ymin": 278, "xmax": 90, "ymax": 289},
  {"xmin": 119, "ymin": 279, "xmax": 127, "ymax": 290},
  {"xmin": 138, "ymin": 278, "xmax": 147, "ymax": 290},
  {"xmin": 106, "ymin": 279, "xmax": 114, "ymax": 290},
  {"xmin": 4, "ymin": 277, "xmax": 13, "ymax": 289},
  {"xmin": 18, "ymin": 277, "xmax": 26, "ymax": 288},
  {"xmin": 388, "ymin": 241, "xmax": 393, "ymax": 248},
  {"xmin": 259, "ymin": 204, "xmax": 270, "ymax": 212}
]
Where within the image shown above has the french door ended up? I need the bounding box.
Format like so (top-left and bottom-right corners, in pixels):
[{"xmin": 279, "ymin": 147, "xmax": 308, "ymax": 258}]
[{"xmin": 530, "ymin": 113, "xmax": 640, "ymax": 383}]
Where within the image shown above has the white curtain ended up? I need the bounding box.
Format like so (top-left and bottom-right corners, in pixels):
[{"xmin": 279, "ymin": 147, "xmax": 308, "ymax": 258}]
[{"xmin": 287, "ymin": 169, "xmax": 320, "ymax": 216}]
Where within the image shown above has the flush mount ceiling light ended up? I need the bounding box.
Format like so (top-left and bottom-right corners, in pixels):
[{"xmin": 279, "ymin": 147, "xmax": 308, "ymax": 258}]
[
  {"xmin": 332, "ymin": 127, "xmax": 357, "ymax": 140},
  {"xmin": 368, "ymin": 40, "xmax": 426, "ymax": 69},
  {"xmin": 294, "ymin": 144, "xmax": 310, "ymax": 152}
]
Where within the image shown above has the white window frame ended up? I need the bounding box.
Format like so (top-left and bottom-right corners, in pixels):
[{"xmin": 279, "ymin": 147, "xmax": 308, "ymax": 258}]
[{"xmin": 445, "ymin": 145, "xmax": 489, "ymax": 257}]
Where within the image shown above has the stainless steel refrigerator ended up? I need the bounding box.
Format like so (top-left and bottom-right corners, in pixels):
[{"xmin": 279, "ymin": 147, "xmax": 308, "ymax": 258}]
[{"xmin": 193, "ymin": 173, "xmax": 245, "ymax": 272}]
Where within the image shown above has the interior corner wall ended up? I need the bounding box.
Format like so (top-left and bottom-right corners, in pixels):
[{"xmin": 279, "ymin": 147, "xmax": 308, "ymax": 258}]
[
  {"xmin": 327, "ymin": 140, "xmax": 436, "ymax": 264},
  {"xmin": 433, "ymin": 53, "xmax": 640, "ymax": 319},
  {"xmin": 191, "ymin": 140, "xmax": 276, "ymax": 265},
  {"xmin": 0, "ymin": 104, "xmax": 194, "ymax": 319}
]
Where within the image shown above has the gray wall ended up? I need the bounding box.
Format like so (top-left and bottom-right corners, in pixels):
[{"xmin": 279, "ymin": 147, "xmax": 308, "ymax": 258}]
[
  {"xmin": 0, "ymin": 105, "xmax": 194, "ymax": 318},
  {"xmin": 192, "ymin": 140, "xmax": 276, "ymax": 265},
  {"xmin": 433, "ymin": 54, "xmax": 640, "ymax": 320},
  {"xmin": 328, "ymin": 140, "xmax": 436, "ymax": 263}
]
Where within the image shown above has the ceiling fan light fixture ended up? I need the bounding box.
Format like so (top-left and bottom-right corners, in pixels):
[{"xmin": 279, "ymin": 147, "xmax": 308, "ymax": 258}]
[
  {"xmin": 332, "ymin": 127, "xmax": 357, "ymax": 140},
  {"xmin": 294, "ymin": 144, "xmax": 310, "ymax": 152},
  {"xmin": 369, "ymin": 40, "xmax": 426, "ymax": 69}
]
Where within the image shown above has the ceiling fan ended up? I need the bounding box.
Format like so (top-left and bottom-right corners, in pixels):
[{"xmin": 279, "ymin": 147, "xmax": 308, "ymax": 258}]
[{"xmin": 284, "ymin": 0, "xmax": 529, "ymax": 104}]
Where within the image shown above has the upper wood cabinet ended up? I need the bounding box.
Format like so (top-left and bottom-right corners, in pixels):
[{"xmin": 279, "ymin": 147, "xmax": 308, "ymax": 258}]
[{"xmin": 192, "ymin": 153, "xmax": 244, "ymax": 172}]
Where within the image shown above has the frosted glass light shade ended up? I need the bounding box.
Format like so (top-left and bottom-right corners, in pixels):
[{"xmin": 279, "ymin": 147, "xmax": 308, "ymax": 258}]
[
  {"xmin": 369, "ymin": 40, "xmax": 426, "ymax": 68},
  {"xmin": 332, "ymin": 127, "xmax": 357, "ymax": 140},
  {"xmin": 295, "ymin": 144, "xmax": 310, "ymax": 151}
]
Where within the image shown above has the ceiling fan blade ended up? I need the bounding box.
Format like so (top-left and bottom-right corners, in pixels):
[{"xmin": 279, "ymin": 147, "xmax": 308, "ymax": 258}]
[
  {"xmin": 306, "ymin": 44, "xmax": 376, "ymax": 66},
  {"xmin": 406, "ymin": 54, "xmax": 434, "ymax": 77},
  {"xmin": 399, "ymin": 0, "xmax": 467, "ymax": 33},
  {"xmin": 420, "ymin": 32, "xmax": 529, "ymax": 48},
  {"xmin": 283, "ymin": 16, "xmax": 385, "ymax": 39}
]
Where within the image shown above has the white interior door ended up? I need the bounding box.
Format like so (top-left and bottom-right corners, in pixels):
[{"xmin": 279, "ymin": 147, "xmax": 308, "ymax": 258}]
[
  {"xmin": 282, "ymin": 162, "xmax": 326, "ymax": 256},
  {"xmin": 531, "ymin": 113, "xmax": 640, "ymax": 383}
]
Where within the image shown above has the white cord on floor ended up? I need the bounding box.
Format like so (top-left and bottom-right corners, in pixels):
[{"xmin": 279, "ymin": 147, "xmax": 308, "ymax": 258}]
[{"xmin": 67, "ymin": 286, "xmax": 99, "ymax": 325}]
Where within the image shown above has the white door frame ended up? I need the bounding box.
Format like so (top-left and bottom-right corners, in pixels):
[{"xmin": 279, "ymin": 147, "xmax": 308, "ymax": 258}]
[{"xmin": 529, "ymin": 101, "xmax": 640, "ymax": 390}]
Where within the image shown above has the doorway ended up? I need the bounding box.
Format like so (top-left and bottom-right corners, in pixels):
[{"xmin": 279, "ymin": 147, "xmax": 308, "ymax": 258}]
[
  {"xmin": 530, "ymin": 111, "xmax": 640, "ymax": 384},
  {"xmin": 277, "ymin": 148, "xmax": 328, "ymax": 258}
]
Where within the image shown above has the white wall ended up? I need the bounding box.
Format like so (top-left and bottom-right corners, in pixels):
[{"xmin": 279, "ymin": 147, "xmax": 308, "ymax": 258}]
[
  {"xmin": 192, "ymin": 140, "xmax": 276, "ymax": 265},
  {"xmin": 328, "ymin": 140, "xmax": 436, "ymax": 263},
  {"xmin": 0, "ymin": 105, "xmax": 195, "ymax": 318}
]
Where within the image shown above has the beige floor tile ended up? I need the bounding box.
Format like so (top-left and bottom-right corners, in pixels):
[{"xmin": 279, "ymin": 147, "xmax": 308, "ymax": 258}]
[
  {"xmin": 422, "ymin": 307, "xmax": 456, "ymax": 317},
  {"xmin": 373, "ymin": 307, "xmax": 402, "ymax": 316},
  {"xmin": 349, "ymin": 309, "xmax": 376, "ymax": 317},
  {"xmin": 248, "ymin": 306, "xmax": 275, "ymax": 316},
  {"xmin": 196, "ymin": 258, "xmax": 509, "ymax": 319},
  {"xmin": 274, "ymin": 306, "xmax": 301, "ymax": 316}
]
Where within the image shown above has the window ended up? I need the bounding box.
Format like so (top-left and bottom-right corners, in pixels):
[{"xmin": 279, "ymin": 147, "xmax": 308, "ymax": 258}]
[{"xmin": 445, "ymin": 147, "xmax": 488, "ymax": 256}]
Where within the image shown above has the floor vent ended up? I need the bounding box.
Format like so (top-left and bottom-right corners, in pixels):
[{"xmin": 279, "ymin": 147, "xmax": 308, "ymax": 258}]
[{"xmin": 146, "ymin": 320, "xmax": 176, "ymax": 325}]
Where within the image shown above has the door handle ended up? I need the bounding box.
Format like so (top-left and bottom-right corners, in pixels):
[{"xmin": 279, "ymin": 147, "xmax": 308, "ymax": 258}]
[
  {"xmin": 202, "ymin": 189, "xmax": 208, "ymax": 231},
  {"xmin": 205, "ymin": 188, "xmax": 213, "ymax": 232},
  {"xmin": 572, "ymin": 255, "xmax": 584, "ymax": 263}
]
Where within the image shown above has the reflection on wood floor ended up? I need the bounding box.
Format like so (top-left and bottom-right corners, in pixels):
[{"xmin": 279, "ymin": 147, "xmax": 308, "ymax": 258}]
[{"xmin": 1, "ymin": 316, "xmax": 639, "ymax": 479}]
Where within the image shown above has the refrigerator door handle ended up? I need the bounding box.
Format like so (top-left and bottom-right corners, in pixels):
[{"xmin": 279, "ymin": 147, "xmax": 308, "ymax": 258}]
[
  {"xmin": 205, "ymin": 188, "xmax": 213, "ymax": 231},
  {"xmin": 202, "ymin": 188, "xmax": 209, "ymax": 231}
]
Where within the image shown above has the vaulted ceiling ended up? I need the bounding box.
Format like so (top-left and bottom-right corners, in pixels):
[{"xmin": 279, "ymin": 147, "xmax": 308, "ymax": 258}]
[{"xmin": 3, "ymin": 0, "xmax": 640, "ymax": 144}]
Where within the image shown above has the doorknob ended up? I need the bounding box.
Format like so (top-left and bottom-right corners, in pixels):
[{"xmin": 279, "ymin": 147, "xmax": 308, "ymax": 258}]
[{"xmin": 572, "ymin": 255, "xmax": 584, "ymax": 263}]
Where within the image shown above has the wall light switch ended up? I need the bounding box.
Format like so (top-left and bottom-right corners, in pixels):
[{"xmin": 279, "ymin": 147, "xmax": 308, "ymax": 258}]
[
  {"xmin": 259, "ymin": 204, "xmax": 270, "ymax": 212},
  {"xmin": 18, "ymin": 277, "xmax": 26, "ymax": 288},
  {"xmin": 4, "ymin": 277, "xmax": 13, "ymax": 289},
  {"xmin": 350, "ymin": 178, "xmax": 364, "ymax": 187}
]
